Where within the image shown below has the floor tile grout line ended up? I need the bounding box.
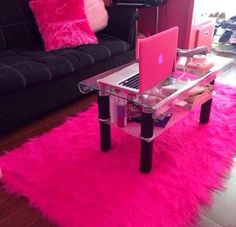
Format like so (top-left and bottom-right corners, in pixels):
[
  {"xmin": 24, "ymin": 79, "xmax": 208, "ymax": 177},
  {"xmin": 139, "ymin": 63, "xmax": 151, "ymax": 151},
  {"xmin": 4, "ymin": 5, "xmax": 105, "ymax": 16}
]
[
  {"xmin": 26, "ymin": 215, "xmax": 42, "ymax": 227},
  {"xmin": 0, "ymin": 204, "xmax": 27, "ymax": 224},
  {"xmin": 200, "ymin": 214, "xmax": 223, "ymax": 226}
]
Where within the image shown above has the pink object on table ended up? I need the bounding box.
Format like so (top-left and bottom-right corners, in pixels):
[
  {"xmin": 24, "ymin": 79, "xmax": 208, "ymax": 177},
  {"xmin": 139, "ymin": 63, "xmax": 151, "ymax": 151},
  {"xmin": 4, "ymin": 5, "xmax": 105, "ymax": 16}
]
[
  {"xmin": 30, "ymin": 0, "xmax": 97, "ymax": 51},
  {"xmin": 186, "ymin": 56, "xmax": 215, "ymax": 74},
  {"xmin": 84, "ymin": 0, "xmax": 108, "ymax": 32}
]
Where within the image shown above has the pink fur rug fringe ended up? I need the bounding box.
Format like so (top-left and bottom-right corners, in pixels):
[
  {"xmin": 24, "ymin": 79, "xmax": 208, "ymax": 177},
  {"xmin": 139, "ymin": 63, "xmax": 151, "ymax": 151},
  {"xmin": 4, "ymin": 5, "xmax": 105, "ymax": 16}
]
[{"xmin": 0, "ymin": 83, "xmax": 236, "ymax": 227}]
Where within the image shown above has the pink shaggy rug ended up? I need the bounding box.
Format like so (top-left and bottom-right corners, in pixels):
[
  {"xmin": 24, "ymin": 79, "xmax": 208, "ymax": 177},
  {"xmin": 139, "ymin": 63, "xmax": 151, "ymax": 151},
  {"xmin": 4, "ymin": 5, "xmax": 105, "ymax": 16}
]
[{"xmin": 0, "ymin": 83, "xmax": 236, "ymax": 227}]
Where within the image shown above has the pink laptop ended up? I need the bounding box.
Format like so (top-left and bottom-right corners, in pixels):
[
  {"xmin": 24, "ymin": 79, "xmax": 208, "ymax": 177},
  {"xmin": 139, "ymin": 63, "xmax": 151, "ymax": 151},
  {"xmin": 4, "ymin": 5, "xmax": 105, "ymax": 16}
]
[{"xmin": 98, "ymin": 27, "xmax": 179, "ymax": 94}]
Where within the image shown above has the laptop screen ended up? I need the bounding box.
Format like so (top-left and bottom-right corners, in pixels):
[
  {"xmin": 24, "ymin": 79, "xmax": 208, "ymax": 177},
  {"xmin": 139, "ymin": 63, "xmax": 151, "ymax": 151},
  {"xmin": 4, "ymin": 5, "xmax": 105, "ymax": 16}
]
[{"xmin": 138, "ymin": 27, "xmax": 178, "ymax": 93}]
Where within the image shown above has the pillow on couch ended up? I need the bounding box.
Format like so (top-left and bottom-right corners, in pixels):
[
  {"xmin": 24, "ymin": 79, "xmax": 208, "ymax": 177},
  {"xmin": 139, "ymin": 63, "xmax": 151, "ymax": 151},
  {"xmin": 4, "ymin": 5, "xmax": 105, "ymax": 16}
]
[
  {"xmin": 84, "ymin": 0, "xmax": 108, "ymax": 32},
  {"xmin": 30, "ymin": 0, "xmax": 98, "ymax": 51}
]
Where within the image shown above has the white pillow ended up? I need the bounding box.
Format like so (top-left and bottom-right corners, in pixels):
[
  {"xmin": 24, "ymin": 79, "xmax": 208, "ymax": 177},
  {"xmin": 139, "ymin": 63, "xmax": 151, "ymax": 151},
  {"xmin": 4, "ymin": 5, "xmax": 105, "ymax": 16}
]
[{"xmin": 84, "ymin": 0, "xmax": 108, "ymax": 32}]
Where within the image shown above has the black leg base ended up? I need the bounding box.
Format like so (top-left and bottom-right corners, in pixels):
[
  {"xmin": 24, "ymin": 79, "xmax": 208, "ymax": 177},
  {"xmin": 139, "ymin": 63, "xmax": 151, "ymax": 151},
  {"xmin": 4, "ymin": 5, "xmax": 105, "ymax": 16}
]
[
  {"xmin": 140, "ymin": 140, "xmax": 153, "ymax": 173},
  {"xmin": 98, "ymin": 94, "xmax": 111, "ymax": 152},
  {"xmin": 200, "ymin": 98, "xmax": 213, "ymax": 124},
  {"xmin": 140, "ymin": 110, "xmax": 154, "ymax": 173},
  {"xmin": 100, "ymin": 122, "xmax": 111, "ymax": 151}
]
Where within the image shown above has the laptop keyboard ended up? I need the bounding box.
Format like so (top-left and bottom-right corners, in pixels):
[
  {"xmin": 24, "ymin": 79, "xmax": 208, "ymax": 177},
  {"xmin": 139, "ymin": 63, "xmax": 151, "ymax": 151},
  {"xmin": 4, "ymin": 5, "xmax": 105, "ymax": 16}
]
[{"xmin": 119, "ymin": 73, "xmax": 139, "ymax": 89}]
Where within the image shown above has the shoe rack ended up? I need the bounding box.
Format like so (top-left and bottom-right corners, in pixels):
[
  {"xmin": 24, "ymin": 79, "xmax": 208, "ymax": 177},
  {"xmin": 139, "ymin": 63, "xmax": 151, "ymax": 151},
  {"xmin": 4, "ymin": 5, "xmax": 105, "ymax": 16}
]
[{"xmin": 211, "ymin": 13, "xmax": 236, "ymax": 54}]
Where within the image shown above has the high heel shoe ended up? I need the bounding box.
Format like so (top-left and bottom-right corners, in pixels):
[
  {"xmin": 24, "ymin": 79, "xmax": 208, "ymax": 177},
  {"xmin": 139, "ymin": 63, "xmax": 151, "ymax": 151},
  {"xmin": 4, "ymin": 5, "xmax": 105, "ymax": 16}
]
[
  {"xmin": 209, "ymin": 12, "xmax": 219, "ymax": 18},
  {"xmin": 218, "ymin": 12, "xmax": 226, "ymax": 20},
  {"xmin": 213, "ymin": 12, "xmax": 219, "ymax": 18},
  {"xmin": 218, "ymin": 29, "xmax": 233, "ymax": 43}
]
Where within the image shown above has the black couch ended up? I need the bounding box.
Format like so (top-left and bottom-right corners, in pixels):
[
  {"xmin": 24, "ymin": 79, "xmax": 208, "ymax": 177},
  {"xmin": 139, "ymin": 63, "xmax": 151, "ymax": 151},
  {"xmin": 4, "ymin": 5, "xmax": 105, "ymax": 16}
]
[{"xmin": 0, "ymin": 0, "xmax": 137, "ymax": 133}]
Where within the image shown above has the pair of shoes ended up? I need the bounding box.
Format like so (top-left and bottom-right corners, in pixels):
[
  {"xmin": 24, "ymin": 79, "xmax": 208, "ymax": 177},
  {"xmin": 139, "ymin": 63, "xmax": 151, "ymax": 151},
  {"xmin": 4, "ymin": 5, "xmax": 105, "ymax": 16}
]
[
  {"xmin": 228, "ymin": 15, "xmax": 236, "ymax": 22},
  {"xmin": 216, "ymin": 12, "xmax": 226, "ymax": 27},
  {"xmin": 209, "ymin": 12, "xmax": 226, "ymax": 20},
  {"xmin": 209, "ymin": 12, "xmax": 219, "ymax": 18},
  {"xmin": 218, "ymin": 29, "xmax": 233, "ymax": 43},
  {"xmin": 229, "ymin": 30, "xmax": 236, "ymax": 44},
  {"xmin": 218, "ymin": 12, "xmax": 226, "ymax": 21},
  {"xmin": 215, "ymin": 15, "xmax": 236, "ymax": 30},
  {"xmin": 210, "ymin": 12, "xmax": 226, "ymax": 28}
]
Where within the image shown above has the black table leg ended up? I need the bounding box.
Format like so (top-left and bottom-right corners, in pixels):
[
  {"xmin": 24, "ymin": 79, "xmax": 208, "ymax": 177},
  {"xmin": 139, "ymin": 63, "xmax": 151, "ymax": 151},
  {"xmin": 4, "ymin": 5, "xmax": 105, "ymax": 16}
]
[
  {"xmin": 199, "ymin": 80, "xmax": 215, "ymax": 124},
  {"xmin": 140, "ymin": 110, "xmax": 154, "ymax": 173},
  {"xmin": 199, "ymin": 98, "xmax": 213, "ymax": 124},
  {"xmin": 98, "ymin": 92, "xmax": 111, "ymax": 151}
]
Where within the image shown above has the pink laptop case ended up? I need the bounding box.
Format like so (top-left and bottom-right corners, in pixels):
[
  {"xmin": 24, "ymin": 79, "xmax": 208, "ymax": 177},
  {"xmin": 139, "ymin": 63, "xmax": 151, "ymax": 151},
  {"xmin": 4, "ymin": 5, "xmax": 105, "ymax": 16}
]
[{"xmin": 139, "ymin": 27, "xmax": 178, "ymax": 93}]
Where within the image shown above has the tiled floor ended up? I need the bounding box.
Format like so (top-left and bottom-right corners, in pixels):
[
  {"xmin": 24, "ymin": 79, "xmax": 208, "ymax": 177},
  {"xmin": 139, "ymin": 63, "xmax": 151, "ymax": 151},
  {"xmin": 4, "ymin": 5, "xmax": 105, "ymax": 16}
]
[
  {"xmin": 198, "ymin": 215, "xmax": 222, "ymax": 227},
  {"xmin": 198, "ymin": 163, "xmax": 236, "ymax": 227},
  {"xmin": 215, "ymin": 52, "xmax": 236, "ymax": 87},
  {"xmin": 198, "ymin": 53, "xmax": 236, "ymax": 227}
]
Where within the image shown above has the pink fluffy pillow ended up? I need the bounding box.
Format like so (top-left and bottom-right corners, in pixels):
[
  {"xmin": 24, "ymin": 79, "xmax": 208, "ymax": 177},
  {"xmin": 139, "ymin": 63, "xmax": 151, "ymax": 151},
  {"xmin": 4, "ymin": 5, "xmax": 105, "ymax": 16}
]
[
  {"xmin": 84, "ymin": 0, "xmax": 108, "ymax": 32},
  {"xmin": 30, "ymin": 0, "xmax": 98, "ymax": 51}
]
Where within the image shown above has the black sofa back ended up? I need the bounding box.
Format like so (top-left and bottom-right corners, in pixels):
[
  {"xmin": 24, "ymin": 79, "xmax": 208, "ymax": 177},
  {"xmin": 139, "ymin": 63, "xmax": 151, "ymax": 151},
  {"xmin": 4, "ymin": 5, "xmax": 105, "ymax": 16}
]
[
  {"xmin": 0, "ymin": 3, "xmax": 138, "ymax": 133},
  {"xmin": 0, "ymin": 0, "xmax": 41, "ymax": 50}
]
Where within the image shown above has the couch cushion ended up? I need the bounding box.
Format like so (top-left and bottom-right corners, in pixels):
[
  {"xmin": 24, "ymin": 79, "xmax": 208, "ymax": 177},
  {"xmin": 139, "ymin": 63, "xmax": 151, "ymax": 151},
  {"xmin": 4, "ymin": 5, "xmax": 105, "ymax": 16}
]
[
  {"xmin": 29, "ymin": 0, "xmax": 98, "ymax": 51},
  {"xmin": 0, "ymin": 34, "xmax": 130, "ymax": 93},
  {"xmin": 0, "ymin": 0, "xmax": 41, "ymax": 50}
]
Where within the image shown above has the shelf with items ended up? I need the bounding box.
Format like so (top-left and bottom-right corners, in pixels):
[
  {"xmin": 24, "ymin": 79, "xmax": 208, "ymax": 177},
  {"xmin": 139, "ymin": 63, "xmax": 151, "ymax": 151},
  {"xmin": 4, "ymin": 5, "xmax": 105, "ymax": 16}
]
[
  {"xmin": 110, "ymin": 90, "xmax": 214, "ymax": 138},
  {"xmin": 106, "ymin": 78, "xmax": 215, "ymax": 139},
  {"xmin": 175, "ymin": 85, "xmax": 214, "ymax": 110},
  {"xmin": 122, "ymin": 105, "xmax": 190, "ymax": 138}
]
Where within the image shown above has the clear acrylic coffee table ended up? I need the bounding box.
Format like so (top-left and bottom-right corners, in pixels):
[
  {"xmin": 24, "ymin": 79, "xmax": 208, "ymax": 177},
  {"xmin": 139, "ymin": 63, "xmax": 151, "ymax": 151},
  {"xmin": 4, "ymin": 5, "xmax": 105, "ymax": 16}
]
[{"xmin": 79, "ymin": 55, "xmax": 232, "ymax": 173}]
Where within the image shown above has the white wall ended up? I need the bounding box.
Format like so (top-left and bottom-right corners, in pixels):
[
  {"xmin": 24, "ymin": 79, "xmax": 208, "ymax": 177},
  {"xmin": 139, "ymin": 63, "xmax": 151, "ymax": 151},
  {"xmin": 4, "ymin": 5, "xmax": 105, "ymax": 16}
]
[{"xmin": 196, "ymin": 0, "xmax": 235, "ymax": 19}]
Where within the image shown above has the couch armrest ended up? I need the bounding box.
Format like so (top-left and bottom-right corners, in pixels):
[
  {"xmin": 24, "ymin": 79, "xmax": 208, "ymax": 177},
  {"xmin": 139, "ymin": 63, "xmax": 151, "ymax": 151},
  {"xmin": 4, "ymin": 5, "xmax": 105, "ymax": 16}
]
[{"xmin": 100, "ymin": 6, "xmax": 138, "ymax": 49}]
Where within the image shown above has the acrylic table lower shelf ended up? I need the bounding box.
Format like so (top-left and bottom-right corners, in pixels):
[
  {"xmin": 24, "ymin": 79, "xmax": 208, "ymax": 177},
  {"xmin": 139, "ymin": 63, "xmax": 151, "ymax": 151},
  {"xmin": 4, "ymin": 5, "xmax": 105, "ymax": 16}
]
[{"xmin": 122, "ymin": 93, "xmax": 214, "ymax": 138}]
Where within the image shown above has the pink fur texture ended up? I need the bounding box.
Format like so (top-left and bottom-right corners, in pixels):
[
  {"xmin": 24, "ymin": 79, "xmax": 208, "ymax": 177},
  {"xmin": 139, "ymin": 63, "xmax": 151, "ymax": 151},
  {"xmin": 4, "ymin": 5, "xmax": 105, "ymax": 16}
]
[
  {"xmin": 30, "ymin": 0, "xmax": 97, "ymax": 51},
  {"xmin": 0, "ymin": 83, "xmax": 236, "ymax": 227},
  {"xmin": 84, "ymin": 0, "xmax": 108, "ymax": 32}
]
